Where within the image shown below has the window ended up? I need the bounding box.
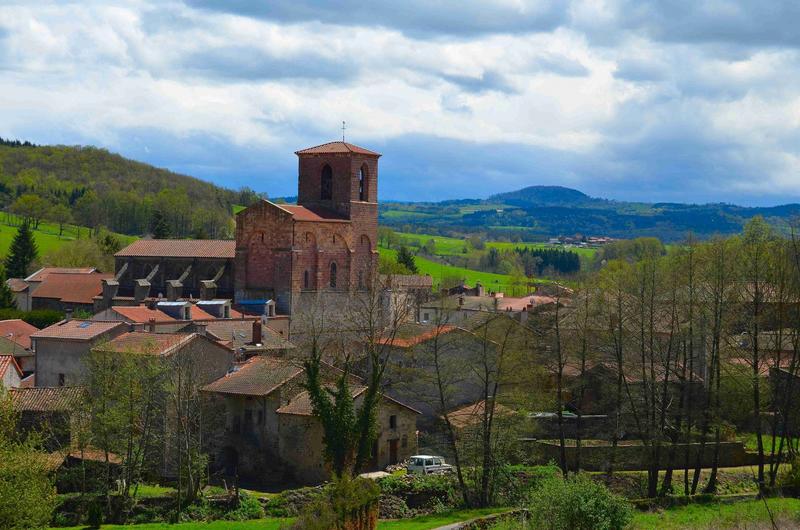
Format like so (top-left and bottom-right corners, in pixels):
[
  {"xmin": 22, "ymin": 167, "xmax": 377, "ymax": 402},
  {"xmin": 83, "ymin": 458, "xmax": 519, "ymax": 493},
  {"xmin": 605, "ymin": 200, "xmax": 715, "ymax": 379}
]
[
  {"xmin": 58, "ymin": 373, "xmax": 65, "ymax": 387},
  {"xmin": 389, "ymin": 415, "xmax": 397, "ymax": 429},
  {"xmin": 423, "ymin": 312, "xmax": 430, "ymax": 321},
  {"xmin": 359, "ymin": 165, "xmax": 367, "ymax": 201},
  {"xmin": 330, "ymin": 262, "xmax": 337, "ymax": 288},
  {"xmin": 321, "ymin": 164, "xmax": 333, "ymax": 200},
  {"xmin": 304, "ymin": 270, "xmax": 310, "ymax": 289}
]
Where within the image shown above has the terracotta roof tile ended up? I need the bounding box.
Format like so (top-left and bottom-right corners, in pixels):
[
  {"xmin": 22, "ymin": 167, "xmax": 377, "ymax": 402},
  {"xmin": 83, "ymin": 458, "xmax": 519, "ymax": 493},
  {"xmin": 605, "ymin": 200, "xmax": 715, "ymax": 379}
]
[
  {"xmin": 5, "ymin": 278, "xmax": 28, "ymax": 292},
  {"xmin": 295, "ymin": 141, "xmax": 380, "ymax": 156},
  {"xmin": 277, "ymin": 386, "xmax": 367, "ymax": 416},
  {"xmin": 0, "ymin": 355, "xmax": 22, "ymax": 380},
  {"xmin": 280, "ymin": 204, "xmax": 349, "ymax": 222},
  {"xmin": 10, "ymin": 386, "xmax": 84, "ymax": 411},
  {"xmin": 0, "ymin": 319, "xmax": 38, "ymax": 350},
  {"xmin": 445, "ymin": 400, "xmax": 513, "ymax": 430},
  {"xmin": 32, "ymin": 320, "xmax": 126, "ymax": 341},
  {"xmin": 32, "ymin": 272, "xmax": 112, "ymax": 305},
  {"xmin": 98, "ymin": 332, "xmax": 195, "ymax": 356},
  {"xmin": 25, "ymin": 267, "xmax": 96, "ymax": 282},
  {"xmin": 190, "ymin": 305, "xmax": 217, "ymax": 320},
  {"xmin": 115, "ymin": 239, "xmax": 235, "ymax": 259},
  {"xmin": 379, "ymin": 325, "xmax": 458, "ymax": 348},
  {"xmin": 202, "ymin": 356, "xmax": 303, "ymax": 396},
  {"xmin": 111, "ymin": 306, "xmax": 176, "ymax": 323}
]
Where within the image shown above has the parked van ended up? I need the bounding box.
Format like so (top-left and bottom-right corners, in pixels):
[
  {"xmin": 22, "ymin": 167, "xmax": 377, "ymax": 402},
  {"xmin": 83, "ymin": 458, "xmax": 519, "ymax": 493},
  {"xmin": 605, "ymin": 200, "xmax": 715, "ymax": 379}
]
[{"xmin": 407, "ymin": 455, "xmax": 453, "ymax": 475}]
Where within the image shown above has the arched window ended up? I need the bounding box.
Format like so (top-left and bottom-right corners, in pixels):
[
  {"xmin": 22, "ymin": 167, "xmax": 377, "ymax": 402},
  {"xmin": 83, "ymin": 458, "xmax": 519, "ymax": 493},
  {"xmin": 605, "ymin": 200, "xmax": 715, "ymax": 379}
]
[
  {"xmin": 304, "ymin": 270, "xmax": 310, "ymax": 290},
  {"xmin": 321, "ymin": 165, "xmax": 333, "ymax": 200},
  {"xmin": 330, "ymin": 262, "xmax": 337, "ymax": 289},
  {"xmin": 359, "ymin": 165, "xmax": 367, "ymax": 201}
]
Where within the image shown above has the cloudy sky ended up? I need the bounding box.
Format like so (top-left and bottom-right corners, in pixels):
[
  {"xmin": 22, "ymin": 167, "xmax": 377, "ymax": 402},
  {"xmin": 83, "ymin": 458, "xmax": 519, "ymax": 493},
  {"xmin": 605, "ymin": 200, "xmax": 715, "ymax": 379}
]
[{"xmin": 1, "ymin": 1, "xmax": 798, "ymax": 205}]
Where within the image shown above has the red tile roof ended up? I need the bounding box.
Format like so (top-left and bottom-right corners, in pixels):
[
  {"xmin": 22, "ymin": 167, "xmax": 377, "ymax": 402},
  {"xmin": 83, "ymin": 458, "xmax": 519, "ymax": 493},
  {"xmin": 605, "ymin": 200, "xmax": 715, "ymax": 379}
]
[
  {"xmin": 9, "ymin": 386, "xmax": 84, "ymax": 411},
  {"xmin": 190, "ymin": 305, "xmax": 217, "ymax": 320},
  {"xmin": 280, "ymin": 204, "xmax": 349, "ymax": 222},
  {"xmin": 32, "ymin": 272, "xmax": 112, "ymax": 305},
  {"xmin": 295, "ymin": 141, "xmax": 380, "ymax": 156},
  {"xmin": 31, "ymin": 320, "xmax": 126, "ymax": 341},
  {"xmin": 202, "ymin": 356, "xmax": 303, "ymax": 396},
  {"xmin": 277, "ymin": 386, "xmax": 367, "ymax": 416},
  {"xmin": 445, "ymin": 400, "xmax": 513, "ymax": 430},
  {"xmin": 115, "ymin": 239, "xmax": 235, "ymax": 259},
  {"xmin": 111, "ymin": 306, "xmax": 176, "ymax": 323},
  {"xmin": 0, "ymin": 355, "xmax": 22, "ymax": 380},
  {"xmin": 0, "ymin": 319, "xmax": 38, "ymax": 350},
  {"xmin": 99, "ymin": 332, "xmax": 195, "ymax": 356},
  {"xmin": 19, "ymin": 374, "xmax": 34, "ymax": 388},
  {"xmin": 6, "ymin": 278, "xmax": 28, "ymax": 292},
  {"xmin": 379, "ymin": 325, "xmax": 458, "ymax": 348},
  {"xmin": 25, "ymin": 267, "xmax": 96, "ymax": 282}
]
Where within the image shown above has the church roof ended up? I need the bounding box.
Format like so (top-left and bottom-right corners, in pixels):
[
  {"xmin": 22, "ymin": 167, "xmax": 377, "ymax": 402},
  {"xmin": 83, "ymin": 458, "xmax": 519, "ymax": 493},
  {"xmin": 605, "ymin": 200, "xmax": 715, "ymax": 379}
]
[
  {"xmin": 280, "ymin": 204, "xmax": 349, "ymax": 222},
  {"xmin": 116, "ymin": 239, "xmax": 236, "ymax": 259},
  {"xmin": 295, "ymin": 141, "xmax": 380, "ymax": 157}
]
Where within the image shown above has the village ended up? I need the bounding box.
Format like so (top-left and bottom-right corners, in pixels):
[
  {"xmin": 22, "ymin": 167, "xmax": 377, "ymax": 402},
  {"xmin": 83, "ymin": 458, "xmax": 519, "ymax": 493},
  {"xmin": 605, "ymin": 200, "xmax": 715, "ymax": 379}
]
[{"xmin": 0, "ymin": 140, "xmax": 799, "ymax": 529}]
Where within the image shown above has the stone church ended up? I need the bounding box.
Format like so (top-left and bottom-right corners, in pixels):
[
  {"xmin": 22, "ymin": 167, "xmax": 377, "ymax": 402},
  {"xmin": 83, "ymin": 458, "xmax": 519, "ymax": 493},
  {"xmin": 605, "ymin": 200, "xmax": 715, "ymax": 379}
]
[{"xmin": 107, "ymin": 141, "xmax": 380, "ymax": 314}]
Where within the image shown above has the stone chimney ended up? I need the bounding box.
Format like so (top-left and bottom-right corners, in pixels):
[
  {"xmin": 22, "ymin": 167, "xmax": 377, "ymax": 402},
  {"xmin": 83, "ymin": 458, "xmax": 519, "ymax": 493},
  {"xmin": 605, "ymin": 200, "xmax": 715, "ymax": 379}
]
[
  {"xmin": 166, "ymin": 280, "xmax": 183, "ymax": 302},
  {"xmin": 195, "ymin": 322, "xmax": 207, "ymax": 337},
  {"xmin": 101, "ymin": 279, "xmax": 119, "ymax": 309},
  {"xmin": 148, "ymin": 317, "xmax": 156, "ymax": 333},
  {"xmin": 200, "ymin": 280, "xmax": 217, "ymax": 301},
  {"xmin": 252, "ymin": 320, "xmax": 262, "ymax": 345},
  {"xmin": 64, "ymin": 309, "xmax": 73, "ymax": 322},
  {"xmin": 475, "ymin": 281, "xmax": 485, "ymax": 297},
  {"xmin": 134, "ymin": 279, "xmax": 151, "ymax": 304}
]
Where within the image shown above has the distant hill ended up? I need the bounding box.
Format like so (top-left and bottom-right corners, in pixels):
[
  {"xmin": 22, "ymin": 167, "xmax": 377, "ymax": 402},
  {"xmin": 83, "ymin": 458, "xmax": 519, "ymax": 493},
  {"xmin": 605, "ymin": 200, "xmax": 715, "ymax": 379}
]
[
  {"xmin": 490, "ymin": 185, "xmax": 596, "ymax": 207},
  {"xmin": 0, "ymin": 140, "xmax": 261, "ymax": 238},
  {"xmin": 380, "ymin": 185, "xmax": 800, "ymax": 242}
]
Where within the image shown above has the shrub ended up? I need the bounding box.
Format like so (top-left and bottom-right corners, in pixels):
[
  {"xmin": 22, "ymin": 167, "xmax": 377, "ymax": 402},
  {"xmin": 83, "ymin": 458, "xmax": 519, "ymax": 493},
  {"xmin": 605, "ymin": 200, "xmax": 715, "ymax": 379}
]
[
  {"xmin": 85, "ymin": 502, "xmax": 103, "ymax": 528},
  {"xmin": 779, "ymin": 456, "xmax": 800, "ymax": 490},
  {"xmin": 379, "ymin": 494, "xmax": 411, "ymax": 519},
  {"xmin": 225, "ymin": 494, "xmax": 265, "ymax": 521},
  {"xmin": 528, "ymin": 473, "xmax": 633, "ymax": 530},
  {"xmin": 291, "ymin": 476, "xmax": 380, "ymax": 530}
]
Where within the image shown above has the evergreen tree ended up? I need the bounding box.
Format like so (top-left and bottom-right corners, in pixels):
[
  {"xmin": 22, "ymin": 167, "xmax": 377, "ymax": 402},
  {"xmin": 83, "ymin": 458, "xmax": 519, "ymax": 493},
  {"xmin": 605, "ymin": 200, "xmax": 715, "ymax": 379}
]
[
  {"xmin": 149, "ymin": 209, "xmax": 170, "ymax": 239},
  {"xmin": 4, "ymin": 222, "xmax": 38, "ymax": 279},
  {"xmin": 396, "ymin": 245, "xmax": 418, "ymax": 274}
]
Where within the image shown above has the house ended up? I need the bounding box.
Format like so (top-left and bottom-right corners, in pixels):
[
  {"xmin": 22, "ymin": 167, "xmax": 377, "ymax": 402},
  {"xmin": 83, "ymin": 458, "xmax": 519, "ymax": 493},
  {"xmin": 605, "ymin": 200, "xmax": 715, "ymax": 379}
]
[
  {"xmin": 202, "ymin": 355, "xmax": 419, "ymax": 484},
  {"xmin": 7, "ymin": 267, "xmax": 98, "ymax": 312},
  {"xmin": 31, "ymin": 319, "xmax": 128, "ymax": 387},
  {"xmin": 204, "ymin": 319, "xmax": 294, "ymax": 358},
  {"xmin": 31, "ymin": 271, "xmax": 113, "ymax": 313},
  {"xmin": 9, "ymin": 386, "xmax": 85, "ymax": 450},
  {"xmin": 0, "ymin": 355, "xmax": 23, "ymax": 388},
  {"xmin": 0, "ymin": 319, "xmax": 39, "ymax": 373},
  {"xmin": 418, "ymin": 293, "xmax": 556, "ymax": 325}
]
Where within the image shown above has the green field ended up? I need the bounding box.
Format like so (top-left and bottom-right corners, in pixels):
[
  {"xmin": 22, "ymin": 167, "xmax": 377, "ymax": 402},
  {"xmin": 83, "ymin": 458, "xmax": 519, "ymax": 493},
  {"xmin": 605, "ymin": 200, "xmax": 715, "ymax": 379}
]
[
  {"xmin": 632, "ymin": 498, "xmax": 800, "ymax": 529},
  {"xmin": 0, "ymin": 214, "xmax": 136, "ymax": 258},
  {"xmin": 389, "ymin": 230, "xmax": 597, "ymax": 258},
  {"xmin": 380, "ymin": 247, "xmax": 540, "ymax": 295}
]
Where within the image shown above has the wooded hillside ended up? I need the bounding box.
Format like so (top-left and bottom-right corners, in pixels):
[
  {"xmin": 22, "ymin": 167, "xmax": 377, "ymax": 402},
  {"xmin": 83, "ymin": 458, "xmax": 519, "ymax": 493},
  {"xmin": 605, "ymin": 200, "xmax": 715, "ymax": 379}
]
[{"xmin": 0, "ymin": 140, "xmax": 261, "ymax": 238}]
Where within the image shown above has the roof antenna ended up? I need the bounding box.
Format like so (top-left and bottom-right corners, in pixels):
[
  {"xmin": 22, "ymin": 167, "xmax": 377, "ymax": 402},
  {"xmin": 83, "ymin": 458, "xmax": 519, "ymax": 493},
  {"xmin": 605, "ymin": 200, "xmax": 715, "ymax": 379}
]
[{"xmin": 341, "ymin": 120, "xmax": 346, "ymax": 142}]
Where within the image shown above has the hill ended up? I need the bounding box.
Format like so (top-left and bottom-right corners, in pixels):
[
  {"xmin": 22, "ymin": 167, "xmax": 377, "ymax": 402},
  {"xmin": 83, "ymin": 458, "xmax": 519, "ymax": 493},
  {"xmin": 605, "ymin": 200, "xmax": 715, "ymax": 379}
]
[
  {"xmin": 380, "ymin": 186, "xmax": 800, "ymax": 242},
  {"xmin": 0, "ymin": 140, "xmax": 262, "ymax": 239}
]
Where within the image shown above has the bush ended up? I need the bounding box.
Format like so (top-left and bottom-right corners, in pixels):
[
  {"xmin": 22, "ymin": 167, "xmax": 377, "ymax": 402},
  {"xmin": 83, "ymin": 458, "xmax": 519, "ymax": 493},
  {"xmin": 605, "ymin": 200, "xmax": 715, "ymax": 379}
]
[
  {"xmin": 528, "ymin": 473, "xmax": 633, "ymax": 530},
  {"xmin": 0, "ymin": 308, "xmax": 63, "ymax": 329},
  {"xmin": 291, "ymin": 476, "xmax": 380, "ymax": 530},
  {"xmin": 85, "ymin": 502, "xmax": 103, "ymax": 528},
  {"xmin": 263, "ymin": 486, "xmax": 321, "ymax": 517},
  {"xmin": 225, "ymin": 494, "xmax": 265, "ymax": 521},
  {"xmin": 379, "ymin": 494, "xmax": 411, "ymax": 519}
]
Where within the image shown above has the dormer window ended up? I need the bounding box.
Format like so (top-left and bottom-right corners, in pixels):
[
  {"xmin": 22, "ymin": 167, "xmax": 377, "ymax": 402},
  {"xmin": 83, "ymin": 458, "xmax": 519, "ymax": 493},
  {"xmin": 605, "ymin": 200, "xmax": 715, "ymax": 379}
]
[{"xmin": 321, "ymin": 164, "xmax": 333, "ymax": 200}]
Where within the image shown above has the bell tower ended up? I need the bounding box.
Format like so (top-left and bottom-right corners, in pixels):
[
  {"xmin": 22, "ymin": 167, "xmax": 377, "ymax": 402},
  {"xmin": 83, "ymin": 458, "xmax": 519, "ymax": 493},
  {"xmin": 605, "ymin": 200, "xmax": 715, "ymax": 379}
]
[{"xmin": 295, "ymin": 141, "xmax": 380, "ymax": 219}]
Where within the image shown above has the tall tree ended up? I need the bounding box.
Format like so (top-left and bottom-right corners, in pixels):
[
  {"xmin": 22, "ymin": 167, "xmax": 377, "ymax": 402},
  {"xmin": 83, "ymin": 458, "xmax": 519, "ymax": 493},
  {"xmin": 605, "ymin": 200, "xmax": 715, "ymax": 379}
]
[
  {"xmin": 0, "ymin": 270, "xmax": 15, "ymax": 309},
  {"xmin": 150, "ymin": 209, "xmax": 171, "ymax": 239},
  {"xmin": 4, "ymin": 221, "xmax": 38, "ymax": 279},
  {"xmin": 47, "ymin": 204, "xmax": 73, "ymax": 237},
  {"xmin": 396, "ymin": 246, "xmax": 418, "ymax": 274}
]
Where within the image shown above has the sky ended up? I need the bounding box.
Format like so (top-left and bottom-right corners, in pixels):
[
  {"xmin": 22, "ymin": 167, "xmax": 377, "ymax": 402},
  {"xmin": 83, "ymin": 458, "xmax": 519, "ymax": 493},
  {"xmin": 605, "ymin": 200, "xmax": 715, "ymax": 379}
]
[{"xmin": 0, "ymin": 1, "xmax": 799, "ymax": 205}]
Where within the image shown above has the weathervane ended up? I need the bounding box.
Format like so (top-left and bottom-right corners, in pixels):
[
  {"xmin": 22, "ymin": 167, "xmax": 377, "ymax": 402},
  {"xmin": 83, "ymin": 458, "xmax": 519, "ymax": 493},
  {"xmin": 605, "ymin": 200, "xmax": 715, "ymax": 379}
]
[{"xmin": 342, "ymin": 120, "xmax": 346, "ymax": 142}]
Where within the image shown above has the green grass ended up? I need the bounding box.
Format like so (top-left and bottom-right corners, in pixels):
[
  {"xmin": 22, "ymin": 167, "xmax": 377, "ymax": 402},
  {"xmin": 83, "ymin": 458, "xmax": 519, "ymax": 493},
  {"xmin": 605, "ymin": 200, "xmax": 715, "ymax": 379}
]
[
  {"xmin": 378, "ymin": 508, "xmax": 509, "ymax": 529},
  {"xmin": 738, "ymin": 432, "xmax": 800, "ymax": 453},
  {"xmin": 632, "ymin": 498, "xmax": 800, "ymax": 529},
  {"xmin": 0, "ymin": 213, "xmax": 136, "ymax": 258},
  {"xmin": 131, "ymin": 484, "xmax": 176, "ymax": 498},
  {"xmin": 380, "ymin": 247, "xmax": 538, "ymax": 295}
]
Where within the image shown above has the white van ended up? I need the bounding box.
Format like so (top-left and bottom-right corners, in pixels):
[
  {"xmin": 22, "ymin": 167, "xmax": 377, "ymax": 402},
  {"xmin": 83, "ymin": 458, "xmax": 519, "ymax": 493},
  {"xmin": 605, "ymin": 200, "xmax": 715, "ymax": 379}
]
[{"xmin": 406, "ymin": 455, "xmax": 453, "ymax": 475}]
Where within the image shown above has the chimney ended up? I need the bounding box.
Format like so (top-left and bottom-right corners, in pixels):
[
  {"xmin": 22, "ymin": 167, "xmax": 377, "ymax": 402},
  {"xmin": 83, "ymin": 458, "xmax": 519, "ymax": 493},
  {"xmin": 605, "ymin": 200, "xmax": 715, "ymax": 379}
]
[
  {"xmin": 148, "ymin": 317, "xmax": 156, "ymax": 333},
  {"xmin": 64, "ymin": 309, "xmax": 73, "ymax": 322},
  {"xmin": 166, "ymin": 280, "xmax": 182, "ymax": 302},
  {"xmin": 200, "ymin": 280, "xmax": 217, "ymax": 301},
  {"xmin": 134, "ymin": 279, "xmax": 151, "ymax": 304},
  {"xmin": 475, "ymin": 281, "xmax": 485, "ymax": 297},
  {"xmin": 101, "ymin": 279, "xmax": 119, "ymax": 309},
  {"xmin": 195, "ymin": 322, "xmax": 207, "ymax": 337},
  {"xmin": 252, "ymin": 320, "xmax": 262, "ymax": 345}
]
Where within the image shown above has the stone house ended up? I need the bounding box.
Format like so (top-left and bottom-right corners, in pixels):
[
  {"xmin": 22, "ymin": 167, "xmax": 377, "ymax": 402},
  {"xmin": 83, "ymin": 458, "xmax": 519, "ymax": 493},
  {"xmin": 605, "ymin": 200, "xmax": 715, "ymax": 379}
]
[
  {"xmin": 0, "ymin": 318, "xmax": 39, "ymax": 374},
  {"xmin": 9, "ymin": 386, "xmax": 85, "ymax": 451},
  {"xmin": 31, "ymin": 319, "xmax": 128, "ymax": 387},
  {"xmin": 202, "ymin": 355, "xmax": 419, "ymax": 485}
]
